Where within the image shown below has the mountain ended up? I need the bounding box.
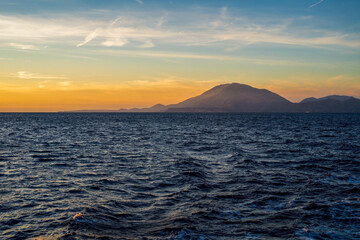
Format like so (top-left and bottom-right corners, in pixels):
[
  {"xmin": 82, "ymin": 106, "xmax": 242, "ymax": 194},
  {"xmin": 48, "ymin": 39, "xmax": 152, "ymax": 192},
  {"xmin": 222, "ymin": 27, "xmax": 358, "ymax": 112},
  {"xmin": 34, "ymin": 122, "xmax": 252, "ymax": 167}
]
[
  {"xmin": 165, "ymin": 83, "xmax": 292, "ymax": 112},
  {"xmin": 300, "ymin": 95, "xmax": 357, "ymax": 103},
  {"xmin": 66, "ymin": 83, "xmax": 360, "ymax": 113},
  {"xmin": 119, "ymin": 104, "xmax": 166, "ymax": 112},
  {"xmin": 296, "ymin": 95, "xmax": 360, "ymax": 112},
  {"xmin": 296, "ymin": 98, "xmax": 360, "ymax": 113}
]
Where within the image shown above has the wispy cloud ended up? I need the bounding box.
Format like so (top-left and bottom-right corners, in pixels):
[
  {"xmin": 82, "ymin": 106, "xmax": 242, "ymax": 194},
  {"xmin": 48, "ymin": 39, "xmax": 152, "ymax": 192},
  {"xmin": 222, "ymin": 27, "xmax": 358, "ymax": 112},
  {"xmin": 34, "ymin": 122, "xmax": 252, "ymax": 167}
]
[
  {"xmin": 138, "ymin": 40, "xmax": 154, "ymax": 48},
  {"xmin": 156, "ymin": 17, "xmax": 166, "ymax": 28},
  {"xmin": 0, "ymin": 14, "xmax": 88, "ymax": 39},
  {"xmin": 58, "ymin": 81, "xmax": 72, "ymax": 89},
  {"xmin": 77, "ymin": 29, "xmax": 99, "ymax": 47},
  {"xmin": 0, "ymin": 8, "xmax": 359, "ymax": 51},
  {"xmin": 16, "ymin": 71, "xmax": 68, "ymax": 80},
  {"xmin": 135, "ymin": 0, "xmax": 144, "ymax": 5},
  {"xmin": 309, "ymin": 0, "xmax": 324, "ymax": 9},
  {"xmin": 95, "ymin": 49, "xmax": 316, "ymax": 66},
  {"xmin": 30, "ymin": 80, "xmax": 72, "ymax": 89},
  {"xmin": 37, "ymin": 81, "xmax": 48, "ymax": 89},
  {"xmin": 101, "ymin": 38, "xmax": 128, "ymax": 47},
  {"xmin": 8, "ymin": 43, "xmax": 39, "ymax": 50}
]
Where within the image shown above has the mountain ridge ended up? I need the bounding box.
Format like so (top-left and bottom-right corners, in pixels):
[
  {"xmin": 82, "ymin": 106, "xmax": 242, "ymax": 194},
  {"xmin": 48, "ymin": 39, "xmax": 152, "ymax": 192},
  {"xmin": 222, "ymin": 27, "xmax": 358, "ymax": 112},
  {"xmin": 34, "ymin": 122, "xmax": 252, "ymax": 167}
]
[
  {"xmin": 300, "ymin": 95, "xmax": 358, "ymax": 103},
  {"xmin": 68, "ymin": 83, "xmax": 360, "ymax": 113},
  {"xmin": 162, "ymin": 83, "xmax": 293, "ymax": 112}
]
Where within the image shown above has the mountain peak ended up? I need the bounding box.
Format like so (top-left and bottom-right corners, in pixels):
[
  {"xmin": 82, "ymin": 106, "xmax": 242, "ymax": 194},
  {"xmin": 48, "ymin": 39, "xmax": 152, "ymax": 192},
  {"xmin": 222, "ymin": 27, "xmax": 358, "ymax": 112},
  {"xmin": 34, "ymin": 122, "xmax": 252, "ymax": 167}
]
[
  {"xmin": 151, "ymin": 104, "xmax": 165, "ymax": 108},
  {"xmin": 168, "ymin": 82, "xmax": 291, "ymax": 112},
  {"xmin": 205, "ymin": 83, "xmax": 254, "ymax": 92},
  {"xmin": 300, "ymin": 95, "xmax": 357, "ymax": 103}
]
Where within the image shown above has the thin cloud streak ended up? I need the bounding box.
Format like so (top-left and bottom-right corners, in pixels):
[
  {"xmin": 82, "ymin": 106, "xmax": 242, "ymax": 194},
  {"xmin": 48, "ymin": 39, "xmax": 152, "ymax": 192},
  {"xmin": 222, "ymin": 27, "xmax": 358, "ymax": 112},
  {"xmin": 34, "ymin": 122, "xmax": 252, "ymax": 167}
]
[
  {"xmin": 8, "ymin": 43, "xmax": 39, "ymax": 50},
  {"xmin": 95, "ymin": 49, "xmax": 321, "ymax": 66},
  {"xmin": 0, "ymin": 14, "xmax": 88, "ymax": 39},
  {"xmin": 138, "ymin": 40, "xmax": 154, "ymax": 48},
  {"xmin": 77, "ymin": 29, "xmax": 99, "ymax": 47},
  {"xmin": 16, "ymin": 71, "xmax": 68, "ymax": 80},
  {"xmin": 101, "ymin": 38, "xmax": 128, "ymax": 47},
  {"xmin": 309, "ymin": 0, "xmax": 324, "ymax": 8},
  {"xmin": 0, "ymin": 9, "xmax": 359, "ymax": 50}
]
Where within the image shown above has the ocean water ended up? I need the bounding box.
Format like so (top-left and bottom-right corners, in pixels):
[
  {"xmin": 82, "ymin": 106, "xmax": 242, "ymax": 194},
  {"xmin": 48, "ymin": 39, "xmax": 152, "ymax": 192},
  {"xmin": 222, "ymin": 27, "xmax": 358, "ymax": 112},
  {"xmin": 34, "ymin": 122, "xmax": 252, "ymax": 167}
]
[{"xmin": 0, "ymin": 113, "xmax": 359, "ymax": 240}]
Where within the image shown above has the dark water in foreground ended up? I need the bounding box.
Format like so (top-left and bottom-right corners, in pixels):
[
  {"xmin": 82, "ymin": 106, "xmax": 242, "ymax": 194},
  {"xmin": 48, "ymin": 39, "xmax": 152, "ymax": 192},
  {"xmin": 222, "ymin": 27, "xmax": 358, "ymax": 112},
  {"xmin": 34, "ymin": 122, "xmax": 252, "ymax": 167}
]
[{"xmin": 0, "ymin": 113, "xmax": 359, "ymax": 240}]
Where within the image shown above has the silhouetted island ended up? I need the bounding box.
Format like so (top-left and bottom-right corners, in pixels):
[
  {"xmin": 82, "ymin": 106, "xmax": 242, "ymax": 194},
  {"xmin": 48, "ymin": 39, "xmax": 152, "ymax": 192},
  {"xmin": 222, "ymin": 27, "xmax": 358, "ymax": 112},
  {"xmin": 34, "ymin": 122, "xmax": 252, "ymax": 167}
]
[{"xmin": 72, "ymin": 83, "xmax": 360, "ymax": 113}]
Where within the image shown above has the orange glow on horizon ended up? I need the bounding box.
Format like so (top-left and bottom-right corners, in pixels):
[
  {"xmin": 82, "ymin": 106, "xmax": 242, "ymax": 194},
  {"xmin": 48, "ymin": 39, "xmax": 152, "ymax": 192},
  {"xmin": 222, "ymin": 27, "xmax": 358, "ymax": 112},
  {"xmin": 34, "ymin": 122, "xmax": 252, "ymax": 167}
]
[{"xmin": 0, "ymin": 86, "xmax": 209, "ymax": 112}]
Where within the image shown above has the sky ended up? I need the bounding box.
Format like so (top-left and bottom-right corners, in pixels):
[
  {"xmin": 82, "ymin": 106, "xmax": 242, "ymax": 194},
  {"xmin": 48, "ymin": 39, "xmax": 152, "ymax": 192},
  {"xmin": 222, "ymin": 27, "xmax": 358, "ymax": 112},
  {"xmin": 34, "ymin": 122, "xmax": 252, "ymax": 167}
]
[{"xmin": 0, "ymin": 0, "xmax": 359, "ymax": 111}]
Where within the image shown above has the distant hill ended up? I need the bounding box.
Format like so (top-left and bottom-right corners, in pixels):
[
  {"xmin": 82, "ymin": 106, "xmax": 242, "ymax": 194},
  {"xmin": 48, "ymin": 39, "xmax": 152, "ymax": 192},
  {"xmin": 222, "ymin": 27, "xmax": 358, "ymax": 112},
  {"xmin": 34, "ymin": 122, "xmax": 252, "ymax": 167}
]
[
  {"xmin": 119, "ymin": 104, "xmax": 166, "ymax": 112},
  {"xmin": 296, "ymin": 98, "xmax": 360, "ymax": 113},
  {"xmin": 300, "ymin": 95, "xmax": 358, "ymax": 103},
  {"xmin": 296, "ymin": 95, "xmax": 360, "ymax": 112},
  {"xmin": 165, "ymin": 83, "xmax": 292, "ymax": 112},
  {"xmin": 69, "ymin": 83, "xmax": 360, "ymax": 113}
]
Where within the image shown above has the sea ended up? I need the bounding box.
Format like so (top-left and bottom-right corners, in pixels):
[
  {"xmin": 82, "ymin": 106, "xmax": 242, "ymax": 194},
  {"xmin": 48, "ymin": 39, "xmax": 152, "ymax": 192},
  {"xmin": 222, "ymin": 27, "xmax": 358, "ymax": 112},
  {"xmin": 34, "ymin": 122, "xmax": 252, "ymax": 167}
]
[{"xmin": 0, "ymin": 113, "xmax": 359, "ymax": 240}]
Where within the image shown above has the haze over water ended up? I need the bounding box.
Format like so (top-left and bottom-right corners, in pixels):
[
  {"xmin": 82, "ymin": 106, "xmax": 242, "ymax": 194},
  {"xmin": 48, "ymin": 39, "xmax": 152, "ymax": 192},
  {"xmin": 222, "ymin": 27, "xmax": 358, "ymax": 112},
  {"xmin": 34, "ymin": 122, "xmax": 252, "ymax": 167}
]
[{"xmin": 1, "ymin": 113, "xmax": 359, "ymax": 239}]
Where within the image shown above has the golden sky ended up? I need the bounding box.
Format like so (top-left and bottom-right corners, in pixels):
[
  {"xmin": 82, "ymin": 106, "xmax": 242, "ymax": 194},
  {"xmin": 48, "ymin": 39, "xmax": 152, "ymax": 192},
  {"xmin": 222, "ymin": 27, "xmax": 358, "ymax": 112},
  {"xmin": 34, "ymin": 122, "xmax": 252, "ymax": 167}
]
[{"xmin": 1, "ymin": 0, "xmax": 359, "ymax": 111}]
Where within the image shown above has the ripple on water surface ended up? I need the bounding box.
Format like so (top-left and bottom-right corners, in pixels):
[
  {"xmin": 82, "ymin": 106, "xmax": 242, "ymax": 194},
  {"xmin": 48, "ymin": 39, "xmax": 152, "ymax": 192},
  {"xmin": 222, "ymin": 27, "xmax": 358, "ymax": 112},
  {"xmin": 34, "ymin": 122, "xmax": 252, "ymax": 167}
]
[{"xmin": 0, "ymin": 113, "xmax": 359, "ymax": 239}]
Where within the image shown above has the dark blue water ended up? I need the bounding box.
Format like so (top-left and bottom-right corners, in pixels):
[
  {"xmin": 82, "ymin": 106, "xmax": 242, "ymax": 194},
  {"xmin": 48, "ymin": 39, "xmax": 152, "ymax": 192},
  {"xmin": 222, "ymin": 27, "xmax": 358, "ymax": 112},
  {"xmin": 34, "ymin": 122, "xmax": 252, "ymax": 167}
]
[{"xmin": 0, "ymin": 113, "xmax": 359, "ymax": 240}]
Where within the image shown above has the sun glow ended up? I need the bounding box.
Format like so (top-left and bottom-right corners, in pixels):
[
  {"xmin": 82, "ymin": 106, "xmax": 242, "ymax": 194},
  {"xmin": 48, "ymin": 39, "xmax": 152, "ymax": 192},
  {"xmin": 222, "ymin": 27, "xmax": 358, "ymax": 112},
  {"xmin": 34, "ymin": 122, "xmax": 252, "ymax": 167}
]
[{"xmin": 0, "ymin": 0, "xmax": 359, "ymax": 111}]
